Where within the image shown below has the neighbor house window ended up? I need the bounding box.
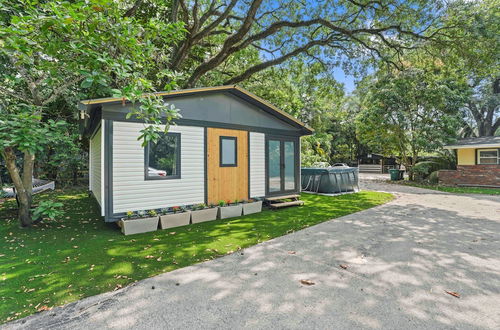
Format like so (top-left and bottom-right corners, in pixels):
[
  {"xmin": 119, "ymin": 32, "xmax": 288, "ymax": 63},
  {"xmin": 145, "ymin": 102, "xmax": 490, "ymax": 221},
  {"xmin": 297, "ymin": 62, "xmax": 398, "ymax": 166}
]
[
  {"xmin": 220, "ymin": 136, "xmax": 237, "ymax": 167},
  {"xmin": 145, "ymin": 132, "xmax": 181, "ymax": 179},
  {"xmin": 477, "ymin": 149, "xmax": 499, "ymax": 165}
]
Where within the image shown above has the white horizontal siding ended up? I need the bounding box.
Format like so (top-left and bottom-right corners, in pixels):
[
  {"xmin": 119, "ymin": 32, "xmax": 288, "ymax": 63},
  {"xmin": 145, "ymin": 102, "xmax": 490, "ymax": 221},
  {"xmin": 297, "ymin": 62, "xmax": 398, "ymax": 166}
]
[
  {"xmin": 112, "ymin": 122, "xmax": 205, "ymax": 213},
  {"xmin": 89, "ymin": 124, "xmax": 103, "ymax": 210},
  {"xmin": 250, "ymin": 132, "xmax": 265, "ymax": 197}
]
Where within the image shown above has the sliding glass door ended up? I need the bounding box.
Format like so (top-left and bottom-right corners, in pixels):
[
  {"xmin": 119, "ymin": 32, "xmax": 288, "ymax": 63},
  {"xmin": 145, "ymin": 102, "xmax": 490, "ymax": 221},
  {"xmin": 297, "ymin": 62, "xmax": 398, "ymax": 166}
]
[{"xmin": 267, "ymin": 136, "xmax": 298, "ymax": 195}]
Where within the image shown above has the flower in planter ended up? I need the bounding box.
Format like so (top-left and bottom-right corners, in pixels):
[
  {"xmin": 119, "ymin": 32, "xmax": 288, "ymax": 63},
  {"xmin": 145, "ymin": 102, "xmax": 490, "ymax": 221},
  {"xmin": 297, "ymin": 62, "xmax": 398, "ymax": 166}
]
[
  {"xmin": 226, "ymin": 199, "xmax": 232, "ymax": 206},
  {"xmin": 160, "ymin": 208, "xmax": 169, "ymax": 215},
  {"xmin": 218, "ymin": 200, "xmax": 226, "ymax": 207},
  {"xmin": 171, "ymin": 206, "xmax": 181, "ymax": 213},
  {"xmin": 126, "ymin": 211, "xmax": 135, "ymax": 219},
  {"xmin": 137, "ymin": 210, "xmax": 147, "ymax": 218},
  {"xmin": 148, "ymin": 209, "xmax": 158, "ymax": 217}
]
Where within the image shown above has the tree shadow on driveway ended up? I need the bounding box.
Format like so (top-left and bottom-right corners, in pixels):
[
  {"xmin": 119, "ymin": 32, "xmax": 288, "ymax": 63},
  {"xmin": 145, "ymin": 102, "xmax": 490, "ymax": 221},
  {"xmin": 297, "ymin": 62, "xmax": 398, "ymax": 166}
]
[{"xmin": 6, "ymin": 191, "xmax": 500, "ymax": 329}]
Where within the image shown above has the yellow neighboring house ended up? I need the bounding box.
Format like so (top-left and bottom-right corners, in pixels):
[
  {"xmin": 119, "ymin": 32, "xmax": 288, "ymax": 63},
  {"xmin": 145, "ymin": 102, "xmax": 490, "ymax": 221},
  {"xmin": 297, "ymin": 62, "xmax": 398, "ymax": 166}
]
[{"xmin": 440, "ymin": 136, "xmax": 500, "ymax": 187}]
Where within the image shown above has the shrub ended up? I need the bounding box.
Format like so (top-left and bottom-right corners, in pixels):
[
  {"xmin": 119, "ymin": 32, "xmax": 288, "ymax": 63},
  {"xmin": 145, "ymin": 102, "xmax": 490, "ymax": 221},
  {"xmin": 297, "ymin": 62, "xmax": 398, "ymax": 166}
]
[
  {"xmin": 32, "ymin": 200, "xmax": 64, "ymax": 221},
  {"xmin": 412, "ymin": 161, "xmax": 444, "ymax": 181},
  {"xmin": 428, "ymin": 170, "xmax": 440, "ymax": 184}
]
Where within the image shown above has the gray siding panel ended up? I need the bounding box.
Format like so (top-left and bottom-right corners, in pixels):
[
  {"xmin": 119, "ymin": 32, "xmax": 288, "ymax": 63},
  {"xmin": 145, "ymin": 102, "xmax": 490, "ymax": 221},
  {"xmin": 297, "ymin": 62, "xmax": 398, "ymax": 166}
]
[
  {"xmin": 89, "ymin": 124, "xmax": 103, "ymax": 211},
  {"xmin": 112, "ymin": 122, "xmax": 205, "ymax": 213},
  {"xmin": 103, "ymin": 93, "xmax": 300, "ymax": 132}
]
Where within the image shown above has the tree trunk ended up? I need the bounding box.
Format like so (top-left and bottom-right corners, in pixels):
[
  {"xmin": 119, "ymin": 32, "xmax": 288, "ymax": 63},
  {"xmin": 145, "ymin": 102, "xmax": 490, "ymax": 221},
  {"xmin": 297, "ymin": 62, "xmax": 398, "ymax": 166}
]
[
  {"xmin": 2, "ymin": 147, "xmax": 34, "ymax": 227},
  {"xmin": 408, "ymin": 152, "xmax": 418, "ymax": 181},
  {"xmin": 72, "ymin": 166, "xmax": 78, "ymax": 186},
  {"xmin": 22, "ymin": 151, "xmax": 34, "ymax": 206}
]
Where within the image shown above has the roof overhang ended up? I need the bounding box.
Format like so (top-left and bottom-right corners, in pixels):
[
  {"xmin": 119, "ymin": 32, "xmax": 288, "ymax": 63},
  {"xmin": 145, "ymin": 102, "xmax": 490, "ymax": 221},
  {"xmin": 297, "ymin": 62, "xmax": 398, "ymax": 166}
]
[
  {"xmin": 444, "ymin": 144, "xmax": 500, "ymax": 150},
  {"xmin": 80, "ymin": 85, "xmax": 314, "ymax": 135}
]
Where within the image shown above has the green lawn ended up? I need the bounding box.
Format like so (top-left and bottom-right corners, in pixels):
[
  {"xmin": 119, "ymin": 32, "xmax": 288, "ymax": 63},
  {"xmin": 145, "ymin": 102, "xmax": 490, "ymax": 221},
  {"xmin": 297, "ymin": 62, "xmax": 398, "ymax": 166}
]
[
  {"xmin": 0, "ymin": 189, "xmax": 392, "ymax": 323},
  {"xmin": 396, "ymin": 182, "xmax": 500, "ymax": 195}
]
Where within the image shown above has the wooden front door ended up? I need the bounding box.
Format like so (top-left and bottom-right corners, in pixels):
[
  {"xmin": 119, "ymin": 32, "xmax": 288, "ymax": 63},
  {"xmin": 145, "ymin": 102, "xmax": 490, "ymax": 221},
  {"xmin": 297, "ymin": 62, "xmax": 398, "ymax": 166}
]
[{"xmin": 207, "ymin": 128, "xmax": 248, "ymax": 204}]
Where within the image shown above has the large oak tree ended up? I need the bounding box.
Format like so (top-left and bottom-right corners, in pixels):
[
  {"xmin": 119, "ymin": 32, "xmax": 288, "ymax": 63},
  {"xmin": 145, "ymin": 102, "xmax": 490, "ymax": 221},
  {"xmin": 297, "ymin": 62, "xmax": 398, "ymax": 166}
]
[{"xmin": 123, "ymin": 0, "xmax": 451, "ymax": 88}]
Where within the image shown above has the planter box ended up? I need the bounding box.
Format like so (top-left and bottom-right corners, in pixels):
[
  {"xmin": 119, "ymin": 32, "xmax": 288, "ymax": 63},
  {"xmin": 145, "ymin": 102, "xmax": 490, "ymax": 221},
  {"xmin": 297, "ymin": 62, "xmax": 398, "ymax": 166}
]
[
  {"xmin": 191, "ymin": 208, "xmax": 218, "ymax": 224},
  {"xmin": 160, "ymin": 211, "xmax": 191, "ymax": 229},
  {"xmin": 242, "ymin": 201, "xmax": 263, "ymax": 215},
  {"xmin": 120, "ymin": 216, "xmax": 159, "ymax": 235},
  {"xmin": 219, "ymin": 204, "xmax": 243, "ymax": 219}
]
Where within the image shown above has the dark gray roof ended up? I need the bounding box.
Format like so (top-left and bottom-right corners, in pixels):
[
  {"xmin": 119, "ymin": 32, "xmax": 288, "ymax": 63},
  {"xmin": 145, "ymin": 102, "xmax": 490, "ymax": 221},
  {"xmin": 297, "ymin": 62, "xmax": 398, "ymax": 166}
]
[{"xmin": 445, "ymin": 136, "xmax": 500, "ymax": 148}]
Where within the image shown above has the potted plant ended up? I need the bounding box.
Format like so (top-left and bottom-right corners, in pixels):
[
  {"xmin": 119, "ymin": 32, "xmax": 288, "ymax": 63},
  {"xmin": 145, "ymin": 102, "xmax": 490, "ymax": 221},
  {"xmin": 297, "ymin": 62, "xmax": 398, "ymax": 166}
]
[
  {"xmin": 120, "ymin": 210, "xmax": 159, "ymax": 235},
  {"xmin": 242, "ymin": 198, "xmax": 263, "ymax": 215},
  {"xmin": 191, "ymin": 203, "xmax": 218, "ymax": 223},
  {"xmin": 159, "ymin": 206, "xmax": 191, "ymax": 229},
  {"xmin": 218, "ymin": 199, "xmax": 243, "ymax": 219}
]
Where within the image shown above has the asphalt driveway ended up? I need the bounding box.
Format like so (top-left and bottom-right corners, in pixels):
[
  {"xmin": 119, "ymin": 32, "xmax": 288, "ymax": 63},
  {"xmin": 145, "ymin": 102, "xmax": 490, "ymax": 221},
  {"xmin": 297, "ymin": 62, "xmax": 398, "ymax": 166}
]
[{"xmin": 5, "ymin": 180, "xmax": 500, "ymax": 329}]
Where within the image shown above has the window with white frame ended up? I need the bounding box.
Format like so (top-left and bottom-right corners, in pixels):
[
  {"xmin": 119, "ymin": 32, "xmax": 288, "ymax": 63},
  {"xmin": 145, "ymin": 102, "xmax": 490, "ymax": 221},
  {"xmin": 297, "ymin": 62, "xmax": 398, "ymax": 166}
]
[{"xmin": 477, "ymin": 149, "xmax": 499, "ymax": 165}]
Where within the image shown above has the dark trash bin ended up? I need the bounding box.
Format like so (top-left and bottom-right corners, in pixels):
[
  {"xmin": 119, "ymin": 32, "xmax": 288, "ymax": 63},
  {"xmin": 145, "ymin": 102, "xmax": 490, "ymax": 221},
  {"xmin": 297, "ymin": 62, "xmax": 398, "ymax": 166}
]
[{"xmin": 389, "ymin": 169, "xmax": 402, "ymax": 181}]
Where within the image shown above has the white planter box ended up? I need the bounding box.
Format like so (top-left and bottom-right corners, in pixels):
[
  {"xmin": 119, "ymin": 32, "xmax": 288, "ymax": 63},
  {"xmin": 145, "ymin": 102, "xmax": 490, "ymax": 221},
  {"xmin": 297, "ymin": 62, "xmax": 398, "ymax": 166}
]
[
  {"xmin": 219, "ymin": 204, "xmax": 243, "ymax": 219},
  {"xmin": 160, "ymin": 211, "xmax": 191, "ymax": 229},
  {"xmin": 191, "ymin": 208, "xmax": 218, "ymax": 223},
  {"xmin": 120, "ymin": 216, "xmax": 159, "ymax": 235},
  {"xmin": 242, "ymin": 201, "xmax": 263, "ymax": 215}
]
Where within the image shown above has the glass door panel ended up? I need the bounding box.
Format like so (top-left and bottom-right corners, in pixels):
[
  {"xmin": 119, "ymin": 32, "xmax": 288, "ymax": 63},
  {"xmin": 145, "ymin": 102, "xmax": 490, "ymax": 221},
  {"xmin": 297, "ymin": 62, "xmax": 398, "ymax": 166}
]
[
  {"xmin": 284, "ymin": 141, "xmax": 295, "ymax": 190},
  {"xmin": 268, "ymin": 140, "xmax": 281, "ymax": 192}
]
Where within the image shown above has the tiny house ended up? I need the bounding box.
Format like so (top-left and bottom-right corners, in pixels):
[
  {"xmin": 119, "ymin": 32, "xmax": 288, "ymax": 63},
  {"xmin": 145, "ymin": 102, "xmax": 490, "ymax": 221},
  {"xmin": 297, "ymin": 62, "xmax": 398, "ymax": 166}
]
[{"xmin": 79, "ymin": 86, "xmax": 313, "ymax": 221}]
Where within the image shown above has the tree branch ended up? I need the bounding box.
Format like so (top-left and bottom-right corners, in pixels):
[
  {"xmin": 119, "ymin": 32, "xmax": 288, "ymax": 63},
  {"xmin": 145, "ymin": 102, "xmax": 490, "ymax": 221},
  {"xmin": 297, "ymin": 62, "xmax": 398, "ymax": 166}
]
[
  {"xmin": 0, "ymin": 86, "xmax": 31, "ymax": 103},
  {"xmin": 224, "ymin": 37, "xmax": 334, "ymax": 85},
  {"xmin": 169, "ymin": 0, "xmax": 238, "ymax": 70},
  {"xmin": 492, "ymin": 116, "xmax": 500, "ymax": 134},
  {"xmin": 185, "ymin": 0, "xmax": 264, "ymax": 87},
  {"xmin": 42, "ymin": 76, "xmax": 84, "ymax": 106},
  {"xmin": 124, "ymin": 0, "xmax": 143, "ymax": 17}
]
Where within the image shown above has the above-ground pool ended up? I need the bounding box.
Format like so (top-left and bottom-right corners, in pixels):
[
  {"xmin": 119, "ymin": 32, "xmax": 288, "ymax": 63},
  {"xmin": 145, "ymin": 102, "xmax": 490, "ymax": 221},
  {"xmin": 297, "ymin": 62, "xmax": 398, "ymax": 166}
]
[{"xmin": 301, "ymin": 167, "xmax": 359, "ymax": 194}]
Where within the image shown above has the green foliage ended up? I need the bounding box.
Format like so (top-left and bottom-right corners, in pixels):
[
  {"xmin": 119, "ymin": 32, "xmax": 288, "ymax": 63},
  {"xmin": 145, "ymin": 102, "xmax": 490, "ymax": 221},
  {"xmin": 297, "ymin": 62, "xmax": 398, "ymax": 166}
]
[
  {"xmin": 356, "ymin": 66, "xmax": 467, "ymax": 174},
  {"xmin": 0, "ymin": 188, "xmax": 392, "ymax": 323},
  {"xmin": 192, "ymin": 203, "xmax": 206, "ymax": 211},
  {"xmin": 147, "ymin": 209, "xmax": 158, "ymax": 217},
  {"xmin": 412, "ymin": 161, "xmax": 445, "ymax": 181},
  {"xmin": 428, "ymin": 171, "xmax": 440, "ymax": 184},
  {"xmin": 31, "ymin": 200, "xmax": 64, "ymax": 221},
  {"xmin": 218, "ymin": 200, "xmax": 226, "ymax": 207},
  {"xmin": 0, "ymin": 110, "xmax": 66, "ymax": 155},
  {"xmin": 0, "ymin": 0, "xmax": 185, "ymax": 150},
  {"xmin": 0, "ymin": 0, "xmax": 186, "ymax": 226},
  {"xmin": 244, "ymin": 60, "xmax": 347, "ymax": 164}
]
